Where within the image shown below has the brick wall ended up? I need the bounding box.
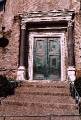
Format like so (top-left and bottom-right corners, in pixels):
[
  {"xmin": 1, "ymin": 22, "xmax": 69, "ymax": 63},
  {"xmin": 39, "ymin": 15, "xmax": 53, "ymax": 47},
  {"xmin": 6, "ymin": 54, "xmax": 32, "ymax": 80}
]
[
  {"xmin": 75, "ymin": 14, "xmax": 81, "ymax": 77},
  {"xmin": 0, "ymin": 16, "xmax": 20, "ymax": 79}
]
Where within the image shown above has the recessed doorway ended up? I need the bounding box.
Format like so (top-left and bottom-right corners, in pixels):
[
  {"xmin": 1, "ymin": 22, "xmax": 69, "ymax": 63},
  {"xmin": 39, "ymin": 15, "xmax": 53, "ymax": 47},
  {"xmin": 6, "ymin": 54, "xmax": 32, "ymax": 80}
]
[{"xmin": 28, "ymin": 32, "xmax": 66, "ymax": 81}]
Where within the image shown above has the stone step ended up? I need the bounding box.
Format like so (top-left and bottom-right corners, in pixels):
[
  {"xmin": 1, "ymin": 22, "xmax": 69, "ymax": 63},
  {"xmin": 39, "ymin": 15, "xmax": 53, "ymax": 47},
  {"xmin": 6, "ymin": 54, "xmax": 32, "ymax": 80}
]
[
  {"xmin": 0, "ymin": 81, "xmax": 79, "ymax": 120},
  {"xmin": 51, "ymin": 115, "xmax": 81, "ymax": 120},
  {"xmin": 0, "ymin": 116, "xmax": 80, "ymax": 120},
  {"xmin": 0, "ymin": 104, "xmax": 80, "ymax": 120},
  {"xmin": 15, "ymin": 86, "xmax": 70, "ymax": 96},
  {"xmin": 15, "ymin": 81, "xmax": 70, "ymax": 96},
  {"xmin": 20, "ymin": 81, "xmax": 69, "ymax": 88},
  {"xmin": 2, "ymin": 94, "xmax": 75, "ymax": 105},
  {"xmin": 0, "ymin": 116, "xmax": 49, "ymax": 120},
  {"xmin": 0, "ymin": 103, "xmax": 79, "ymax": 116},
  {"xmin": 1, "ymin": 96, "xmax": 77, "ymax": 114}
]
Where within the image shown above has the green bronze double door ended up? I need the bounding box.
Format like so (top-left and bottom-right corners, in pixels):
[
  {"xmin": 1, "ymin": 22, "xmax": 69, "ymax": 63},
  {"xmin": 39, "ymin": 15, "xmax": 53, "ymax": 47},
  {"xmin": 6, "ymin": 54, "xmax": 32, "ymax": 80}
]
[{"xmin": 33, "ymin": 37, "xmax": 61, "ymax": 80}]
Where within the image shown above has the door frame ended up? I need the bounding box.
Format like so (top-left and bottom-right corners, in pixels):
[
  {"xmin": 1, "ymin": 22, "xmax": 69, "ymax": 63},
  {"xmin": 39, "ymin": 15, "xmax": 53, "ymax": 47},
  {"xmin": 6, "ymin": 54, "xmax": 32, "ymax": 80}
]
[{"xmin": 28, "ymin": 32, "xmax": 66, "ymax": 81}]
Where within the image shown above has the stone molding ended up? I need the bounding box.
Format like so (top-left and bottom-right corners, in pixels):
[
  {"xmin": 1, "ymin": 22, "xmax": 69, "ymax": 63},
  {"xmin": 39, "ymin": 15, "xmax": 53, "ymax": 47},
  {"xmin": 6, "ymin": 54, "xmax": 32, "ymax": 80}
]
[
  {"xmin": 28, "ymin": 32, "xmax": 66, "ymax": 81},
  {"xmin": 19, "ymin": 10, "xmax": 75, "ymax": 23},
  {"xmin": 17, "ymin": 10, "xmax": 75, "ymax": 80}
]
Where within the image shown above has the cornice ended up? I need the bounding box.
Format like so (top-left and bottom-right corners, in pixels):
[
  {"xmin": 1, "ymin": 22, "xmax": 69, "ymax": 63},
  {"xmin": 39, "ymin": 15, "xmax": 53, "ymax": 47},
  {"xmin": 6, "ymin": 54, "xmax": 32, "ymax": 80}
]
[{"xmin": 19, "ymin": 10, "xmax": 75, "ymax": 23}]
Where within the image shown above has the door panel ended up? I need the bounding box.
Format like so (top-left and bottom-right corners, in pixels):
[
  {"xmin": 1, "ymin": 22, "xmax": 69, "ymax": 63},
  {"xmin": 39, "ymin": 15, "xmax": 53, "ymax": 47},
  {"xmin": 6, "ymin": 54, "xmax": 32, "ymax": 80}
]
[
  {"xmin": 33, "ymin": 37, "xmax": 61, "ymax": 80},
  {"xmin": 48, "ymin": 38, "xmax": 61, "ymax": 79},
  {"xmin": 33, "ymin": 38, "xmax": 46, "ymax": 79}
]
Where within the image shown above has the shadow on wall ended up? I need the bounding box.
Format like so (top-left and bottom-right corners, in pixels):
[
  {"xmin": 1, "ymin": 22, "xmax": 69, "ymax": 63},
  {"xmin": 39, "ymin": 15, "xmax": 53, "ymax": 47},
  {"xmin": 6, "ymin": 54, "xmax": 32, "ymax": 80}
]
[
  {"xmin": 0, "ymin": 75, "xmax": 18, "ymax": 97},
  {"xmin": 0, "ymin": 37, "xmax": 9, "ymax": 47},
  {"xmin": 74, "ymin": 77, "xmax": 81, "ymax": 97},
  {"xmin": 69, "ymin": 77, "xmax": 81, "ymax": 98},
  {"xmin": 0, "ymin": 0, "xmax": 6, "ymax": 11}
]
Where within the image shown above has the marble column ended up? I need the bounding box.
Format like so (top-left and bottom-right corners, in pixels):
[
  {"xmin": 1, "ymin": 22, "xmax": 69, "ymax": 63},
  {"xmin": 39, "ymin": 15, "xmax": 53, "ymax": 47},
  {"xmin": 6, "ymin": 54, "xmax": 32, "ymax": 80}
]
[
  {"xmin": 67, "ymin": 20, "xmax": 76, "ymax": 83},
  {"xmin": 17, "ymin": 22, "xmax": 26, "ymax": 80}
]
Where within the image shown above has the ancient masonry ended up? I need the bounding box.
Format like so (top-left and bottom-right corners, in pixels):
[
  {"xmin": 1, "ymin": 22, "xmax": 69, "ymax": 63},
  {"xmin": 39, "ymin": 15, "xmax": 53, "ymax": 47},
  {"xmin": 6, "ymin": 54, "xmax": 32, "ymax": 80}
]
[{"xmin": 0, "ymin": 1, "xmax": 81, "ymax": 120}]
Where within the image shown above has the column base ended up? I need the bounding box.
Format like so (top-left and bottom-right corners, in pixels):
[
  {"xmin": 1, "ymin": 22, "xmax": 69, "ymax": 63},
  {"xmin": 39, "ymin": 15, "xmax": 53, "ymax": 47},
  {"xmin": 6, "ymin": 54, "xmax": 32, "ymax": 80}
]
[
  {"xmin": 16, "ymin": 66, "xmax": 26, "ymax": 81},
  {"xmin": 67, "ymin": 66, "xmax": 76, "ymax": 83}
]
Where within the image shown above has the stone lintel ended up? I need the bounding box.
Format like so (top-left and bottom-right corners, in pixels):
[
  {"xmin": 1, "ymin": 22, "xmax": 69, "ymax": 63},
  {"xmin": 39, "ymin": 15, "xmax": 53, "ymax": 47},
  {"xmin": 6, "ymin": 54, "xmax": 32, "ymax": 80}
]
[{"xmin": 20, "ymin": 10, "xmax": 75, "ymax": 23}]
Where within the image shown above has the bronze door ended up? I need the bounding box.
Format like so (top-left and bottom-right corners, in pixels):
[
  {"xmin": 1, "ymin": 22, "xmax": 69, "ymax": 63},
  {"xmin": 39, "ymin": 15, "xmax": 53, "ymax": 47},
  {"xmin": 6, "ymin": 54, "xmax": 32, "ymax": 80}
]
[{"xmin": 33, "ymin": 37, "xmax": 61, "ymax": 80}]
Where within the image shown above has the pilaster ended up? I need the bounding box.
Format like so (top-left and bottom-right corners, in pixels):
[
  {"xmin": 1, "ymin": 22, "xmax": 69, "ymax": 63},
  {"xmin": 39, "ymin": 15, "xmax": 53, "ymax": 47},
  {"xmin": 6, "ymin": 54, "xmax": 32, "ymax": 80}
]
[
  {"xmin": 17, "ymin": 22, "xmax": 26, "ymax": 80},
  {"xmin": 67, "ymin": 20, "xmax": 76, "ymax": 82}
]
